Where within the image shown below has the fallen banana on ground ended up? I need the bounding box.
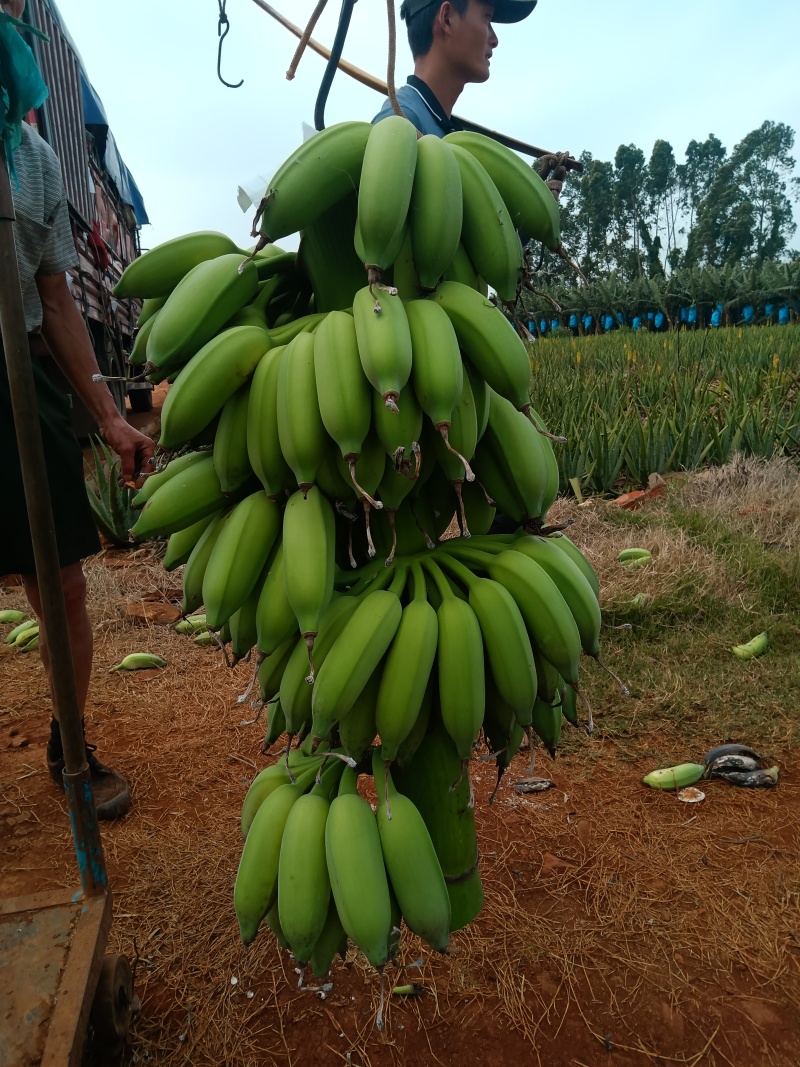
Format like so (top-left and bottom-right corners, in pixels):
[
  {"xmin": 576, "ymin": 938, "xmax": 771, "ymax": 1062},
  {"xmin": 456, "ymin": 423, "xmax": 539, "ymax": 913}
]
[
  {"xmin": 731, "ymin": 631, "xmax": 769, "ymax": 660},
  {"xmin": 110, "ymin": 653, "xmax": 168, "ymax": 671}
]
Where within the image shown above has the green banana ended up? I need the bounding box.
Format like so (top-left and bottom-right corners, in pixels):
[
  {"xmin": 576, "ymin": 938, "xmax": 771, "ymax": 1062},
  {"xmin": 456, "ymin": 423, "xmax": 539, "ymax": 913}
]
[
  {"xmin": 513, "ymin": 535, "xmax": 602, "ymax": 657},
  {"xmin": 202, "ymin": 491, "xmax": 281, "ymax": 629},
  {"xmin": 443, "ymin": 242, "xmax": 487, "ymax": 295},
  {"xmin": 4, "ymin": 617, "xmax": 35, "ymax": 640},
  {"xmin": 372, "ymin": 382, "xmax": 422, "ymax": 469},
  {"xmin": 234, "ymin": 781, "xmax": 304, "ymax": 943},
  {"xmin": 256, "ymin": 122, "xmax": 372, "ymax": 243},
  {"xmin": 424, "ymin": 561, "xmax": 484, "ymax": 763},
  {"xmin": 278, "ymin": 776, "xmax": 336, "ymax": 964},
  {"xmin": 136, "ymin": 295, "xmax": 168, "ymax": 327},
  {"xmin": 263, "ymin": 698, "xmax": 288, "ymax": 749},
  {"xmin": 247, "ymin": 345, "xmax": 293, "ymax": 497},
  {"xmin": 547, "ymin": 533, "xmax": 600, "ymax": 600},
  {"xmin": 355, "ymin": 115, "xmax": 418, "ymax": 282},
  {"xmin": 128, "ymin": 312, "xmax": 157, "ymax": 367},
  {"xmin": 447, "ymin": 545, "xmax": 582, "ymax": 687},
  {"xmin": 530, "ymin": 696, "xmax": 562, "ymax": 758},
  {"xmin": 373, "ymin": 751, "xmax": 451, "ymax": 954},
  {"xmin": 325, "ymin": 768, "xmax": 392, "ymax": 970},
  {"xmin": 114, "ymin": 231, "xmax": 242, "ymax": 298},
  {"xmin": 229, "ymin": 568, "xmax": 265, "ymax": 665},
  {"xmin": 213, "ymin": 382, "xmax": 253, "ymax": 494},
  {"xmin": 483, "ymin": 389, "xmax": 550, "ymax": 522},
  {"xmin": 311, "ymin": 582, "xmax": 404, "ymax": 743},
  {"xmin": 280, "ymin": 595, "xmax": 361, "ymax": 739},
  {"xmin": 448, "ymin": 143, "xmax": 521, "ymax": 303},
  {"xmin": 408, "ymin": 134, "xmax": 462, "ymax": 291},
  {"xmin": 438, "ymin": 553, "xmax": 536, "ymax": 724},
  {"xmin": 731, "ymin": 631, "xmax": 769, "ymax": 660},
  {"xmin": 642, "ymin": 763, "xmax": 706, "ymax": 790},
  {"xmin": 429, "ymin": 282, "xmax": 531, "ymax": 412},
  {"xmin": 353, "ymin": 285, "xmax": 413, "ymax": 412},
  {"xmin": 174, "ymin": 613, "xmax": 207, "ymax": 635},
  {"xmin": 158, "ymin": 327, "xmax": 271, "ymax": 450},
  {"xmin": 277, "ymin": 332, "xmax": 327, "ymax": 492},
  {"xmin": 255, "ymin": 544, "xmax": 297, "ymax": 656},
  {"xmin": 406, "ymin": 299, "xmax": 464, "ymax": 451},
  {"xmin": 313, "ymin": 310, "xmax": 372, "ymax": 491},
  {"xmin": 444, "ymin": 130, "xmax": 560, "ymax": 251},
  {"xmin": 132, "ymin": 450, "xmax": 210, "ymax": 508},
  {"xmin": 298, "ymin": 190, "xmax": 365, "ymax": 313},
  {"xmin": 240, "ymin": 751, "xmax": 326, "ymax": 838},
  {"xmin": 147, "ymin": 253, "xmax": 259, "ymax": 370},
  {"xmin": 110, "ymin": 653, "xmax": 167, "ymax": 671},
  {"xmin": 309, "ymin": 898, "xmax": 348, "ymax": 980},
  {"xmin": 162, "ymin": 513, "xmax": 218, "ymax": 571},
  {"xmin": 180, "ymin": 509, "xmax": 229, "ymax": 615},
  {"xmin": 257, "ymin": 637, "xmax": 296, "ymax": 706},
  {"xmin": 392, "ymin": 728, "xmax": 483, "ymax": 932},
  {"xmin": 376, "ymin": 564, "xmax": 438, "ymax": 764},
  {"xmin": 131, "ymin": 455, "xmax": 227, "ymax": 540},
  {"xmin": 282, "ymin": 487, "xmax": 335, "ymax": 670},
  {"xmin": 13, "ymin": 624, "xmax": 38, "ymax": 647}
]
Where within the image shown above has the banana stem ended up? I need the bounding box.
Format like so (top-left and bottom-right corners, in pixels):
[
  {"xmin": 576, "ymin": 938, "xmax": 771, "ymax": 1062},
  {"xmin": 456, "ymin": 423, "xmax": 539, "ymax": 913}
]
[
  {"xmin": 348, "ymin": 522, "xmax": 357, "ymax": 569},
  {"xmin": 438, "ymin": 425, "xmax": 475, "ymax": 481},
  {"xmin": 388, "ymin": 565, "xmax": 408, "ymax": 598},
  {"xmin": 363, "ymin": 499, "xmax": 377, "ymax": 558},
  {"xmin": 385, "ymin": 510, "xmax": 398, "ymax": 567},
  {"xmin": 524, "ymin": 726, "xmax": 537, "ymax": 776},
  {"xmin": 236, "ymin": 657, "xmax": 261, "ymax": 705},
  {"xmin": 411, "ymin": 439, "xmax": 421, "ymax": 479},
  {"xmin": 284, "ymin": 734, "xmax": 297, "ymax": 782},
  {"xmin": 410, "ymin": 501, "xmax": 435, "ymax": 549},
  {"xmin": 592, "ymin": 654, "xmax": 630, "ymax": 697},
  {"xmin": 348, "ymin": 457, "xmax": 383, "ymax": 509},
  {"xmin": 303, "ymin": 633, "xmax": 317, "ymax": 684},
  {"xmin": 435, "ymin": 552, "xmax": 475, "ymax": 591},
  {"xmin": 422, "ymin": 558, "xmax": 453, "ymax": 602},
  {"xmin": 376, "ymin": 967, "xmax": 386, "ymax": 1031},
  {"xmin": 411, "ymin": 562, "xmax": 427, "ymax": 603},
  {"xmin": 452, "ymin": 480, "xmax": 471, "ymax": 539},
  {"xmin": 572, "ymin": 683, "xmax": 594, "ymax": 734},
  {"xmin": 522, "ymin": 405, "xmax": 568, "ymax": 444},
  {"xmin": 476, "ymin": 479, "xmax": 496, "ymax": 507}
]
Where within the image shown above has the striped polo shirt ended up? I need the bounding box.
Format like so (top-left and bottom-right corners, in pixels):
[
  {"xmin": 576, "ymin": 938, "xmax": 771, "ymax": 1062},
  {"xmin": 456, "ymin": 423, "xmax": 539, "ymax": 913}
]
[{"xmin": 11, "ymin": 122, "xmax": 78, "ymax": 332}]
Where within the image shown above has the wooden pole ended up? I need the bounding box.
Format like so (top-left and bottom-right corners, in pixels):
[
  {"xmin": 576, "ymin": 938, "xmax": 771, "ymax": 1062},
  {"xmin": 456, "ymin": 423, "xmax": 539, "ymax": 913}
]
[
  {"xmin": 249, "ymin": 0, "xmax": 582, "ymax": 169},
  {"xmin": 0, "ymin": 147, "xmax": 107, "ymax": 896}
]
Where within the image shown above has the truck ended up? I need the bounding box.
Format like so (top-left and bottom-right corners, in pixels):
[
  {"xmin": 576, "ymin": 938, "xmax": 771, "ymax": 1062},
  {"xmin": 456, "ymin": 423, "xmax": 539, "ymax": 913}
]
[{"xmin": 19, "ymin": 0, "xmax": 152, "ymax": 431}]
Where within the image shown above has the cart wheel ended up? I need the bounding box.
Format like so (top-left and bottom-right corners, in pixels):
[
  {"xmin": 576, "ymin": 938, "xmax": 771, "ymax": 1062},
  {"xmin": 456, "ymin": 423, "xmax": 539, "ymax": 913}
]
[{"xmin": 91, "ymin": 953, "xmax": 134, "ymax": 1044}]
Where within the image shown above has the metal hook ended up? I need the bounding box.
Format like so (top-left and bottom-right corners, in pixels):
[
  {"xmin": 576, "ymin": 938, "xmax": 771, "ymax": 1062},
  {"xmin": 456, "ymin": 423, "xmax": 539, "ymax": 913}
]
[{"xmin": 217, "ymin": 0, "xmax": 244, "ymax": 89}]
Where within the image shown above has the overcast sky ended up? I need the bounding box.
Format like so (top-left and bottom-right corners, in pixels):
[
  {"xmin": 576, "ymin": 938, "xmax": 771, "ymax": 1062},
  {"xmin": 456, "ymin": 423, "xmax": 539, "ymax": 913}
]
[{"xmin": 52, "ymin": 0, "xmax": 800, "ymax": 253}]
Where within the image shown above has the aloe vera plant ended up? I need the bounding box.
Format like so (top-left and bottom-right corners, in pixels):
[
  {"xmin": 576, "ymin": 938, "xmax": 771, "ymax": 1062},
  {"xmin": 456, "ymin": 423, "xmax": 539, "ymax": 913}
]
[{"xmin": 84, "ymin": 436, "xmax": 139, "ymax": 547}]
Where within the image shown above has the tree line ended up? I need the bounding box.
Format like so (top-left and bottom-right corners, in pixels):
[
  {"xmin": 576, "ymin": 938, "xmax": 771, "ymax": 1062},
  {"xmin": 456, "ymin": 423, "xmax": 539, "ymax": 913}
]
[{"xmin": 555, "ymin": 120, "xmax": 800, "ymax": 280}]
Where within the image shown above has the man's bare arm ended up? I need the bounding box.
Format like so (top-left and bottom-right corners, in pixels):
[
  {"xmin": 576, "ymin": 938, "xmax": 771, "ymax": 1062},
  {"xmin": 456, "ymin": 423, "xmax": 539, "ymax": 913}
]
[{"xmin": 36, "ymin": 270, "xmax": 154, "ymax": 484}]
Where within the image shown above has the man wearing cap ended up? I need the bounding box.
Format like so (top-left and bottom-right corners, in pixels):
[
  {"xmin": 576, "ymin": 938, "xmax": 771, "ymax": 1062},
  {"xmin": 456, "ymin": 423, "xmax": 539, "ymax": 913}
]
[
  {"xmin": 373, "ymin": 0, "xmax": 537, "ymax": 135},
  {"xmin": 1, "ymin": 0, "xmax": 153, "ymax": 818}
]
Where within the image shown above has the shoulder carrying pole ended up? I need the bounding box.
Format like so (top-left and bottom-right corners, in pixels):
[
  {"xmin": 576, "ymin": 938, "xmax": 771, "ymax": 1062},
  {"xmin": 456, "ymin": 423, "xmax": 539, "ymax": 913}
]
[{"xmin": 0, "ymin": 148, "xmax": 107, "ymax": 896}]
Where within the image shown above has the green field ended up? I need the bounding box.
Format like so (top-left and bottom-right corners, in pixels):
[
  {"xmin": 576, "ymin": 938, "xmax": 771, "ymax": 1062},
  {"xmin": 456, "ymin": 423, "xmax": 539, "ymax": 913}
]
[{"xmin": 530, "ymin": 325, "xmax": 800, "ymax": 496}]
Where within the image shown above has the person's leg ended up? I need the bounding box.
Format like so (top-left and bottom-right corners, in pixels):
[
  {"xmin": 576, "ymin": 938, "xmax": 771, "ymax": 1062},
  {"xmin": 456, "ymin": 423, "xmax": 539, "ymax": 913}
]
[
  {"xmin": 22, "ymin": 561, "xmax": 92, "ymax": 717},
  {"xmin": 22, "ymin": 562, "xmax": 131, "ymax": 820}
]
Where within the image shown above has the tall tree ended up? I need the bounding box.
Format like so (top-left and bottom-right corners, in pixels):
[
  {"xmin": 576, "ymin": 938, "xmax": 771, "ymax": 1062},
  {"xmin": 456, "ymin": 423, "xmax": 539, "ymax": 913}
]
[
  {"xmin": 677, "ymin": 134, "xmax": 726, "ymax": 234},
  {"xmin": 614, "ymin": 144, "xmax": 650, "ymax": 278},
  {"xmin": 687, "ymin": 121, "xmax": 799, "ymax": 266},
  {"xmin": 648, "ymin": 139, "xmax": 680, "ymax": 270}
]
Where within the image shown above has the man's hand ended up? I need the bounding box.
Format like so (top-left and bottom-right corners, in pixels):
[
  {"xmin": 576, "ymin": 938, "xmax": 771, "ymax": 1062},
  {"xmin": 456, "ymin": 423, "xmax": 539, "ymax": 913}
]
[{"xmin": 98, "ymin": 415, "xmax": 155, "ymax": 488}]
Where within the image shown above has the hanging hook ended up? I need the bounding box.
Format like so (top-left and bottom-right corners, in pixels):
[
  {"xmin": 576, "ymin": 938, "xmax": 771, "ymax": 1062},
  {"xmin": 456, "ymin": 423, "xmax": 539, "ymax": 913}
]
[
  {"xmin": 217, "ymin": 0, "xmax": 244, "ymax": 89},
  {"xmin": 314, "ymin": 0, "xmax": 357, "ymax": 131}
]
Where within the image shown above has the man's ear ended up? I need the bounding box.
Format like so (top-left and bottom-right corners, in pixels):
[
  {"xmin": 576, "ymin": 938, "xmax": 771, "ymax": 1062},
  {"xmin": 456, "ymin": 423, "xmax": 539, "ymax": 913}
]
[{"xmin": 434, "ymin": 2, "xmax": 456, "ymax": 40}]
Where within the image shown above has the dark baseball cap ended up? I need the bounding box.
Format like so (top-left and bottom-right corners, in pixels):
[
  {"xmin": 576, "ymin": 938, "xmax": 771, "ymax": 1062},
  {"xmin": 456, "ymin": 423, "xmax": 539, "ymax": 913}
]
[{"xmin": 400, "ymin": 1, "xmax": 538, "ymax": 24}]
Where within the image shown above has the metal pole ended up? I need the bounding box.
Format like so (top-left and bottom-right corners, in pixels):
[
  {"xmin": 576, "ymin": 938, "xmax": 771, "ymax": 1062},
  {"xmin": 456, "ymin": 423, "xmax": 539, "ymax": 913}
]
[{"xmin": 0, "ymin": 148, "xmax": 107, "ymax": 896}]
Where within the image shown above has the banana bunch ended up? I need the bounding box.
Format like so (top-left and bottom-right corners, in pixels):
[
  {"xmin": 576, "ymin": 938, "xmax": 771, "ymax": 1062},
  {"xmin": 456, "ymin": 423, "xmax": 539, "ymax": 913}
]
[
  {"xmin": 234, "ymin": 743, "xmax": 451, "ymax": 976},
  {"xmin": 114, "ymin": 115, "xmax": 627, "ymax": 1009}
]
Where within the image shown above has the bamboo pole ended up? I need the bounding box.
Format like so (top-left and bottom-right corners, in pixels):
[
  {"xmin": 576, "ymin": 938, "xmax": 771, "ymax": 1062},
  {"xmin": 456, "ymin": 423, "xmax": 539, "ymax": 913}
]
[{"xmin": 0, "ymin": 148, "xmax": 107, "ymax": 896}]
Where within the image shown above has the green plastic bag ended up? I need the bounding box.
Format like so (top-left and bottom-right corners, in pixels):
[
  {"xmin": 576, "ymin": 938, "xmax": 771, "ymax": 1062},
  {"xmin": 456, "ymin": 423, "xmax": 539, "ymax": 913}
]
[{"xmin": 0, "ymin": 12, "xmax": 49, "ymax": 182}]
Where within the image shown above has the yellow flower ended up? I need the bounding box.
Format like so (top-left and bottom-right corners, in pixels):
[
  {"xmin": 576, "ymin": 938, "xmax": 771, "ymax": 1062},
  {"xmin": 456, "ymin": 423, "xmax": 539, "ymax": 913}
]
[
  {"xmin": 738, "ymin": 329, "xmax": 743, "ymax": 339},
  {"xmin": 656, "ymin": 364, "xmax": 661, "ymax": 373},
  {"xmin": 576, "ymin": 352, "xmax": 581, "ymax": 364},
  {"xmin": 663, "ymin": 340, "xmax": 667, "ymax": 349},
  {"xmin": 772, "ymin": 354, "xmax": 779, "ymax": 368}
]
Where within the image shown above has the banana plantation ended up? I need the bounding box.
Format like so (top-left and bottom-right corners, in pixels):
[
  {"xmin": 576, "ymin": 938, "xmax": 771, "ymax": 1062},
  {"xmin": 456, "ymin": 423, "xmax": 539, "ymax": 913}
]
[
  {"xmin": 531, "ymin": 325, "xmax": 800, "ymax": 495},
  {"xmin": 519, "ymin": 260, "xmax": 800, "ymax": 335}
]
